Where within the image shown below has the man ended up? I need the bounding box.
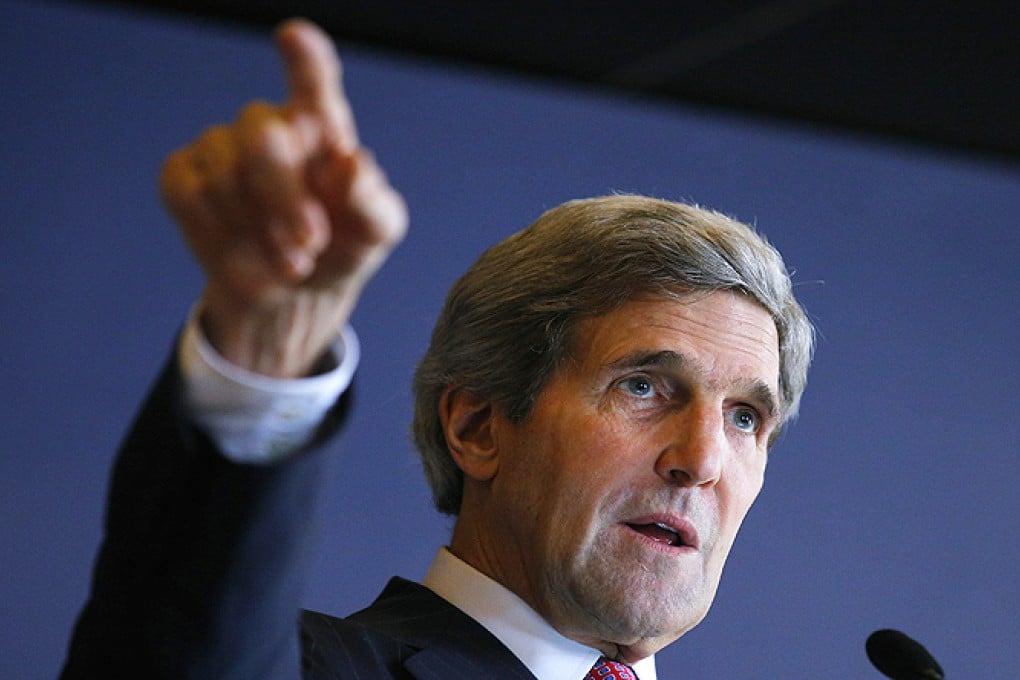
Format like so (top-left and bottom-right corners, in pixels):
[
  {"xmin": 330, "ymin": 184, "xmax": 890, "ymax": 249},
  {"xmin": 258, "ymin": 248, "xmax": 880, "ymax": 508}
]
[{"xmin": 62, "ymin": 18, "xmax": 813, "ymax": 680}]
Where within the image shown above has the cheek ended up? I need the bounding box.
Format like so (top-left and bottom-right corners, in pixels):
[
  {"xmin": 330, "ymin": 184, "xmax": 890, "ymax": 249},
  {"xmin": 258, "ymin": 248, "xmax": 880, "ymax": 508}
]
[
  {"xmin": 511, "ymin": 419, "xmax": 623, "ymax": 528},
  {"xmin": 494, "ymin": 422, "xmax": 578, "ymax": 521}
]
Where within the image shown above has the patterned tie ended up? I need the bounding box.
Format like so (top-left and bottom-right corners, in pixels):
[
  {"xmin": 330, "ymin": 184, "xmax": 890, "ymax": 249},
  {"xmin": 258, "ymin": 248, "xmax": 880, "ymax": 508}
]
[{"xmin": 584, "ymin": 656, "xmax": 637, "ymax": 680}]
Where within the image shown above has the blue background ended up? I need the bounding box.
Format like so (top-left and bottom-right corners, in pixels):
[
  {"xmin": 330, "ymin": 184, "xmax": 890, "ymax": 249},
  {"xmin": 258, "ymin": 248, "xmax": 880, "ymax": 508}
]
[{"xmin": 2, "ymin": 1, "xmax": 1018, "ymax": 677}]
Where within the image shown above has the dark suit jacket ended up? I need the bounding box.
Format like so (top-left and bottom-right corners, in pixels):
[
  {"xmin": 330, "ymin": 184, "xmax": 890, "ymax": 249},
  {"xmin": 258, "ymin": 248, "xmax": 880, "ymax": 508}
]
[
  {"xmin": 60, "ymin": 356, "xmax": 535, "ymax": 679},
  {"xmin": 300, "ymin": 578, "xmax": 534, "ymax": 679}
]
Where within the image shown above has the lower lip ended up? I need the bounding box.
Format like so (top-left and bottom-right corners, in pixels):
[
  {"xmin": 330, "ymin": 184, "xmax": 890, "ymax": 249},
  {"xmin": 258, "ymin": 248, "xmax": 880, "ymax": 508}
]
[{"xmin": 622, "ymin": 524, "xmax": 698, "ymax": 556}]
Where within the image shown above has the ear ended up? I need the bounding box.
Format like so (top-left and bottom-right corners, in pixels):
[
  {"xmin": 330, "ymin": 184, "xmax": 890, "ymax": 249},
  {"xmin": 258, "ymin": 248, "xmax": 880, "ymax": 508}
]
[{"xmin": 439, "ymin": 386, "xmax": 499, "ymax": 482}]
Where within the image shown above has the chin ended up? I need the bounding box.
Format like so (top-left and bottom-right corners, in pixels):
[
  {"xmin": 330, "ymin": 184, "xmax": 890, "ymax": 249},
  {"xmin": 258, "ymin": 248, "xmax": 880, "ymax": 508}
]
[
  {"xmin": 569, "ymin": 580, "xmax": 712, "ymax": 651},
  {"xmin": 551, "ymin": 538, "xmax": 719, "ymax": 648}
]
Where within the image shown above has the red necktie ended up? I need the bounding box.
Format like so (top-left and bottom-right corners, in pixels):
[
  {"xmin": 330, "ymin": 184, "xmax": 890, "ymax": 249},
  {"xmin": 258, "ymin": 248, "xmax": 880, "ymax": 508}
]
[{"xmin": 585, "ymin": 656, "xmax": 637, "ymax": 680}]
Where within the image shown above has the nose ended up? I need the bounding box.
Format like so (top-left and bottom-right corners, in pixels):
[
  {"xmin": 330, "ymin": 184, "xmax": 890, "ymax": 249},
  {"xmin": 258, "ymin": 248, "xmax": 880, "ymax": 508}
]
[{"xmin": 654, "ymin": 405, "xmax": 725, "ymax": 487}]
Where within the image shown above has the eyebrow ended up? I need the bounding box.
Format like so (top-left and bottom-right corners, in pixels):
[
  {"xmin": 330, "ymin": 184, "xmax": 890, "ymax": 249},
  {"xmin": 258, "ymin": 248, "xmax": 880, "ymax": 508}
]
[
  {"xmin": 607, "ymin": 349, "xmax": 687, "ymax": 372},
  {"xmin": 606, "ymin": 349, "xmax": 779, "ymax": 419},
  {"xmin": 743, "ymin": 379, "xmax": 779, "ymax": 419}
]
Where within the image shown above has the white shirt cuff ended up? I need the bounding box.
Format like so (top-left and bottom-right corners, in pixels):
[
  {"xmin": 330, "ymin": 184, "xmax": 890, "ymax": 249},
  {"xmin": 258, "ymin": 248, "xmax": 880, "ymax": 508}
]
[{"xmin": 177, "ymin": 309, "xmax": 358, "ymax": 464}]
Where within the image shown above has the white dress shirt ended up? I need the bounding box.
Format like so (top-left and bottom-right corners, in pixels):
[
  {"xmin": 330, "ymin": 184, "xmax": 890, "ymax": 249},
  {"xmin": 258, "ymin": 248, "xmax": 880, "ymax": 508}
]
[
  {"xmin": 178, "ymin": 311, "xmax": 357, "ymax": 463},
  {"xmin": 423, "ymin": 547, "xmax": 657, "ymax": 680},
  {"xmin": 178, "ymin": 314, "xmax": 657, "ymax": 679}
]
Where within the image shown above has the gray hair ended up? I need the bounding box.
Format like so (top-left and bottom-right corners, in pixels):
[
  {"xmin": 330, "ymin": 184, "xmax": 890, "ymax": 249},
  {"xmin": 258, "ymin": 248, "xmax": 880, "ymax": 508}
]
[{"xmin": 412, "ymin": 195, "xmax": 814, "ymax": 515}]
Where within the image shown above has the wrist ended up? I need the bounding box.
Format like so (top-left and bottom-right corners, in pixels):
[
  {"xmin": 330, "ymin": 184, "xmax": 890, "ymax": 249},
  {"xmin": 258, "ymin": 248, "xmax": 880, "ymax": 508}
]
[
  {"xmin": 179, "ymin": 313, "xmax": 360, "ymax": 463},
  {"xmin": 199, "ymin": 284, "xmax": 359, "ymax": 378}
]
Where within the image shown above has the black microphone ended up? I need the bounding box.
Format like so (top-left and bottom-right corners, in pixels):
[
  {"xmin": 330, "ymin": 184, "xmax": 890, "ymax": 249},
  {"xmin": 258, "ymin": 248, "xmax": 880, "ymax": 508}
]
[{"xmin": 866, "ymin": 628, "xmax": 945, "ymax": 679}]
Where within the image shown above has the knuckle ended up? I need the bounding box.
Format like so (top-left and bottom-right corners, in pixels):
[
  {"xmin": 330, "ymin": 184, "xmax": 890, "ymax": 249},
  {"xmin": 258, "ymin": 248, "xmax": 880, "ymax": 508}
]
[
  {"xmin": 236, "ymin": 99, "xmax": 275, "ymax": 125},
  {"xmin": 159, "ymin": 149, "xmax": 221, "ymax": 219},
  {"xmin": 237, "ymin": 117, "xmax": 293, "ymax": 167},
  {"xmin": 194, "ymin": 124, "xmax": 231, "ymax": 153}
]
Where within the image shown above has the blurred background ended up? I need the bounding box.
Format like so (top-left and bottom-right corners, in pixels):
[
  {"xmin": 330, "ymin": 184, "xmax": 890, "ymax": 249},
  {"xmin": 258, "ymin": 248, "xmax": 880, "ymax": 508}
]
[{"xmin": 2, "ymin": 0, "xmax": 1017, "ymax": 677}]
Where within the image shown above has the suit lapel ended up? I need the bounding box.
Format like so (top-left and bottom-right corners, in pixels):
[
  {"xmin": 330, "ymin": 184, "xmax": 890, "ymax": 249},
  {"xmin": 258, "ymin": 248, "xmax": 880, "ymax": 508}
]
[{"xmin": 354, "ymin": 577, "xmax": 536, "ymax": 680}]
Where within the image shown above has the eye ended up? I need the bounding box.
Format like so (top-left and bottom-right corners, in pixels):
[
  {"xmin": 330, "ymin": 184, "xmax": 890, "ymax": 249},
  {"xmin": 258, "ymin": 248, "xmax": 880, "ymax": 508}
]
[
  {"xmin": 618, "ymin": 375, "xmax": 656, "ymax": 399},
  {"xmin": 729, "ymin": 407, "xmax": 761, "ymax": 433}
]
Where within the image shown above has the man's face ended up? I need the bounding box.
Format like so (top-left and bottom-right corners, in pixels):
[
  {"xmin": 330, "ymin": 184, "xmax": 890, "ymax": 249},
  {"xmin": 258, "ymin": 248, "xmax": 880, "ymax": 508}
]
[{"xmin": 452, "ymin": 290, "xmax": 781, "ymax": 661}]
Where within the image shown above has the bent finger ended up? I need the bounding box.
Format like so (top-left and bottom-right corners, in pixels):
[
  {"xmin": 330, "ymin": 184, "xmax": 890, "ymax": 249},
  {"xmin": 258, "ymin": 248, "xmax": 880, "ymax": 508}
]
[{"xmin": 234, "ymin": 101, "xmax": 331, "ymax": 278}]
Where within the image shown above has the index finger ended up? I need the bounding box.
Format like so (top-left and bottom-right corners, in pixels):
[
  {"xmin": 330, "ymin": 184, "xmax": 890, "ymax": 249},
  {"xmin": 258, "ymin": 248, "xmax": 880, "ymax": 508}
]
[{"xmin": 275, "ymin": 18, "xmax": 359, "ymax": 151}]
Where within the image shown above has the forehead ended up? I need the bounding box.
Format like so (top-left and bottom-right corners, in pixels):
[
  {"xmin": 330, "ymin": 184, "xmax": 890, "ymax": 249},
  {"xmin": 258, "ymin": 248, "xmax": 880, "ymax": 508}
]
[{"xmin": 571, "ymin": 291, "xmax": 780, "ymax": 389}]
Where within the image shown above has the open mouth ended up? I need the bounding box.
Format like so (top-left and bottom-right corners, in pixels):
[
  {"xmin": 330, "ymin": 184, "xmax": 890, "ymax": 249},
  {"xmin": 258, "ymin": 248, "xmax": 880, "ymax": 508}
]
[{"xmin": 625, "ymin": 521, "xmax": 693, "ymax": 549}]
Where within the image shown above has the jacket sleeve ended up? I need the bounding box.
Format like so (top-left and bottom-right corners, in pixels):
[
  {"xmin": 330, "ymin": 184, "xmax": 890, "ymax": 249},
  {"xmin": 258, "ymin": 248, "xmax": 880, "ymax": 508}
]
[{"xmin": 60, "ymin": 352, "xmax": 351, "ymax": 680}]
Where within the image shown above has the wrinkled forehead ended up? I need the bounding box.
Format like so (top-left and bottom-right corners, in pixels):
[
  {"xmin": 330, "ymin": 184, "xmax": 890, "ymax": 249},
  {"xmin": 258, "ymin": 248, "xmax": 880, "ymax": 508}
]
[{"xmin": 566, "ymin": 291, "xmax": 780, "ymax": 386}]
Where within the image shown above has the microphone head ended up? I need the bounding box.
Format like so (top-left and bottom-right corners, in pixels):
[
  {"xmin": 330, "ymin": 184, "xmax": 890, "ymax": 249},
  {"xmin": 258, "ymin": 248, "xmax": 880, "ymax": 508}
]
[{"xmin": 866, "ymin": 629, "xmax": 945, "ymax": 680}]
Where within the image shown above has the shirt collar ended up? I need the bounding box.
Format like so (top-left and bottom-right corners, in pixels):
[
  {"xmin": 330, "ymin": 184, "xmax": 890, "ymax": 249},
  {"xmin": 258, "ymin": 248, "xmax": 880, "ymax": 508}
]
[{"xmin": 422, "ymin": 547, "xmax": 657, "ymax": 680}]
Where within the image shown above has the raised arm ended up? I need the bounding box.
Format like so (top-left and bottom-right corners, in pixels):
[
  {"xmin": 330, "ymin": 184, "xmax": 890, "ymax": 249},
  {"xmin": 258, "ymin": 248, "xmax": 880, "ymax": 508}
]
[
  {"xmin": 161, "ymin": 18, "xmax": 406, "ymax": 377},
  {"xmin": 61, "ymin": 21, "xmax": 403, "ymax": 679}
]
